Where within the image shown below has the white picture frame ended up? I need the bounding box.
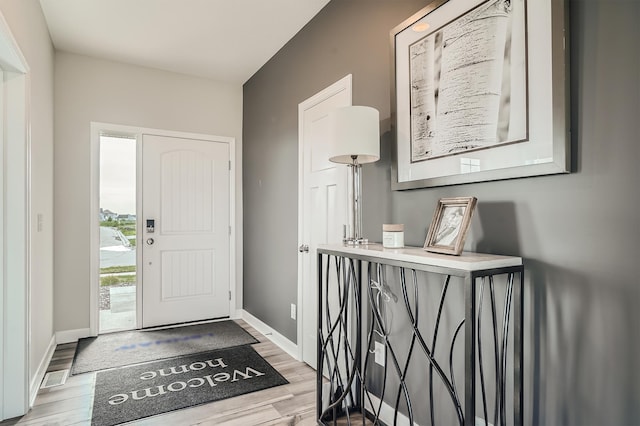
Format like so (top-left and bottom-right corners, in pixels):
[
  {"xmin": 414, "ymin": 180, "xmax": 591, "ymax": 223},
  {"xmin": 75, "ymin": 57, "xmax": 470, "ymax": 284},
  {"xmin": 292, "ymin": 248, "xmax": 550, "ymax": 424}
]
[{"xmin": 390, "ymin": 0, "xmax": 570, "ymax": 189}]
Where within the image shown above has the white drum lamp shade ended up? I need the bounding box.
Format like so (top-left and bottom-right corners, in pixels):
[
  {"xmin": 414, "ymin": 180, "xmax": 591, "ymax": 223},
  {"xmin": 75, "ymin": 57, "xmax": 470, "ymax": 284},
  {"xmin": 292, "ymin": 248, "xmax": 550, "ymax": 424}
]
[{"xmin": 327, "ymin": 106, "xmax": 380, "ymax": 164}]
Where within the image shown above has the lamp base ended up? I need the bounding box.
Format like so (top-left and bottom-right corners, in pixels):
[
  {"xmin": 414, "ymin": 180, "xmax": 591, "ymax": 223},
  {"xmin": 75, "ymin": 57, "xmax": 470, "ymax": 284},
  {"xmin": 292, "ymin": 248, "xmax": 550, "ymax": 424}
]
[{"xmin": 343, "ymin": 237, "xmax": 373, "ymax": 246}]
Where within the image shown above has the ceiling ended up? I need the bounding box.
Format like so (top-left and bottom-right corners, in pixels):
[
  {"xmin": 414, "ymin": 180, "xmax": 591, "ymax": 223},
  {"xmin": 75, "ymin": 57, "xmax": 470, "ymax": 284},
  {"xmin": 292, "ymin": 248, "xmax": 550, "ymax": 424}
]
[{"xmin": 39, "ymin": 0, "xmax": 331, "ymax": 84}]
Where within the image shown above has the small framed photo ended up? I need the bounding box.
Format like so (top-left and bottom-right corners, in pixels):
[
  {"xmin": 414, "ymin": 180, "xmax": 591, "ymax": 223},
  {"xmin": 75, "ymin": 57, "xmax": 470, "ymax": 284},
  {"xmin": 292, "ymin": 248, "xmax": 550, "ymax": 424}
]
[{"xmin": 424, "ymin": 197, "xmax": 477, "ymax": 255}]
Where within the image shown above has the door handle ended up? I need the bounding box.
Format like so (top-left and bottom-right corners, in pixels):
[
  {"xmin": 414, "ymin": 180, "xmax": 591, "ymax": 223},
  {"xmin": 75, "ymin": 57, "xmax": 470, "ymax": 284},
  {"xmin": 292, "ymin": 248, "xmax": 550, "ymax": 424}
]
[
  {"xmin": 146, "ymin": 238, "xmax": 155, "ymax": 245},
  {"xmin": 298, "ymin": 244, "xmax": 309, "ymax": 253}
]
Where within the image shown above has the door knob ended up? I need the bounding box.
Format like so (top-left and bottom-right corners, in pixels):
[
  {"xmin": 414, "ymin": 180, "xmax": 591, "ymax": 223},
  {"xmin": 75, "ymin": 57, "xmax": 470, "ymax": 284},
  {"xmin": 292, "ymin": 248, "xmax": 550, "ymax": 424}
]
[
  {"xmin": 298, "ymin": 244, "xmax": 309, "ymax": 253},
  {"xmin": 146, "ymin": 238, "xmax": 155, "ymax": 245}
]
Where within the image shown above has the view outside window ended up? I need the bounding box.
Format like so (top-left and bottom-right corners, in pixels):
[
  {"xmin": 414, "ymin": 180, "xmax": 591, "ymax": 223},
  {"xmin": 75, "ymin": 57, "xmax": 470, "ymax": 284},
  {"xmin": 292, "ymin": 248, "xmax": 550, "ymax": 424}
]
[{"xmin": 99, "ymin": 135, "xmax": 136, "ymax": 332}]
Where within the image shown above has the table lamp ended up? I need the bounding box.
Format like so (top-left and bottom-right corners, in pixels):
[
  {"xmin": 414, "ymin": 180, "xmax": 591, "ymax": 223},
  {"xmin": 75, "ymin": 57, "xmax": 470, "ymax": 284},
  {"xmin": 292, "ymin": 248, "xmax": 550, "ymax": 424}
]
[{"xmin": 327, "ymin": 105, "xmax": 380, "ymax": 244}]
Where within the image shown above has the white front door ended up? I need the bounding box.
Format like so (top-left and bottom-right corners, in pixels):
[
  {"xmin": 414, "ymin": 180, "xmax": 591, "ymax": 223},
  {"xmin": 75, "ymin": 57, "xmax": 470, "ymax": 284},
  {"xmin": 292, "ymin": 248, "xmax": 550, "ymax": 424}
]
[
  {"xmin": 141, "ymin": 134, "xmax": 230, "ymax": 328},
  {"xmin": 298, "ymin": 75, "xmax": 351, "ymax": 367}
]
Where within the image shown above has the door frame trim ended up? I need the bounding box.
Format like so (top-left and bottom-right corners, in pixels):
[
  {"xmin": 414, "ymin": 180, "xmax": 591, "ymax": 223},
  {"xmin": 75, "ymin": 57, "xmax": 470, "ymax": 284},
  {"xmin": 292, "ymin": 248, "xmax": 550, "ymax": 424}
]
[
  {"xmin": 0, "ymin": 10, "xmax": 31, "ymax": 420},
  {"xmin": 296, "ymin": 75, "xmax": 352, "ymax": 361},
  {"xmin": 90, "ymin": 122, "xmax": 237, "ymax": 336}
]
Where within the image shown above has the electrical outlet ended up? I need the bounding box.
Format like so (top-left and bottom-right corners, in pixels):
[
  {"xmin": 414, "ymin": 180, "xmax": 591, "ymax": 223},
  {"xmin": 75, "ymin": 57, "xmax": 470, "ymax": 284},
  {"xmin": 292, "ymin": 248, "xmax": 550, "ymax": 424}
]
[
  {"xmin": 374, "ymin": 341, "xmax": 385, "ymax": 366},
  {"xmin": 290, "ymin": 303, "xmax": 297, "ymax": 320}
]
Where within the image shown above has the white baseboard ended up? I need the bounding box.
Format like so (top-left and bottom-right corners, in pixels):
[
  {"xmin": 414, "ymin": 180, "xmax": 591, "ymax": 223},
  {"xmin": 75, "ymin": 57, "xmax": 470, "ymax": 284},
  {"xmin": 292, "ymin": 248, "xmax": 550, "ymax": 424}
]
[
  {"xmin": 240, "ymin": 310, "xmax": 299, "ymax": 361},
  {"xmin": 29, "ymin": 334, "xmax": 56, "ymax": 406},
  {"xmin": 365, "ymin": 395, "xmax": 488, "ymax": 426},
  {"xmin": 55, "ymin": 328, "xmax": 92, "ymax": 344},
  {"xmin": 365, "ymin": 393, "xmax": 413, "ymax": 425}
]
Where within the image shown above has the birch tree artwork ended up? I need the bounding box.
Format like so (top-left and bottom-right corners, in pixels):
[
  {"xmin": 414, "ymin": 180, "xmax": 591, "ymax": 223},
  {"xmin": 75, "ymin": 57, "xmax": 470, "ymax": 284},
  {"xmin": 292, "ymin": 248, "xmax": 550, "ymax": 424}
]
[{"xmin": 409, "ymin": 0, "xmax": 527, "ymax": 162}]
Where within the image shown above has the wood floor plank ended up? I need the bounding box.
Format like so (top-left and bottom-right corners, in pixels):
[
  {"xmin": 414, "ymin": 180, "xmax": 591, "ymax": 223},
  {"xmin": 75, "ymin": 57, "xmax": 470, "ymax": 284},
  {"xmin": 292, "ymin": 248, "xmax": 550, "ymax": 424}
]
[
  {"xmin": 12, "ymin": 410, "xmax": 90, "ymax": 426},
  {"xmin": 257, "ymin": 408, "xmax": 317, "ymax": 426},
  {"xmin": 1, "ymin": 321, "xmax": 319, "ymax": 426},
  {"xmin": 201, "ymin": 404, "xmax": 283, "ymax": 425},
  {"xmin": 273, "ymin": 389, "xmax": 315, "ymax": 417},
  {"xmin": 33, "ymin": 381, "xmax": 94, "ymax": 406},
  {"xmin": 19, "ymin": 394, "xmax": 92, "ymax": 420},
  {"xmin": 44, "ymin": 361, "xmax": 72, "ymax": 372}
]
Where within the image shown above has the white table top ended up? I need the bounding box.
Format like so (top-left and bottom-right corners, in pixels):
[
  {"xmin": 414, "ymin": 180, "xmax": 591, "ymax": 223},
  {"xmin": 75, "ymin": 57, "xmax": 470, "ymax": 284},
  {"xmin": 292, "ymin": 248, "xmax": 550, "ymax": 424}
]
[{"xmin": 317, "ymin": 243, "xmax": 522, "ymax": 272}]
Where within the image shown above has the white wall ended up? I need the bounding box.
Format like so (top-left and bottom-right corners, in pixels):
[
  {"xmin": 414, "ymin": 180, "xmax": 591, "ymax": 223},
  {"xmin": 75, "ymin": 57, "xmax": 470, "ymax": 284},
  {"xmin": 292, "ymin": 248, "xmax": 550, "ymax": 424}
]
[
  {"xmin": 0, "ymin": 0, "xmax": 55, "ymax": 399},
  {"xmin": 54, "ymin": 52, "xmax": 243, "ymax": 332}
]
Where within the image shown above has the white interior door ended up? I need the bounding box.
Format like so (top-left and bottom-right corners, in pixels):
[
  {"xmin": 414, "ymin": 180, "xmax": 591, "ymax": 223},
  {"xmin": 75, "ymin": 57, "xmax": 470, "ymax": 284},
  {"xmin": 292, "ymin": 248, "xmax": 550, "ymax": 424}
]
[
  {"xmin": 142, "ymin": 134, "xmax": 230, "ymax": 328},
  {"xmin": 298, "ymin": 75, "xmax": 351, "ymax": 368}
]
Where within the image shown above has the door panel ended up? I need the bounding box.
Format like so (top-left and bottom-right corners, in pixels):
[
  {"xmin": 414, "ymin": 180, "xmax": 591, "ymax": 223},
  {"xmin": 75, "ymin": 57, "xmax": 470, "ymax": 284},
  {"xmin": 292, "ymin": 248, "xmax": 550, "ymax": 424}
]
[
  {"xmin": 142, "ymin": 134, "xmax": 229, "ymax": 328},
  {"xmin": 161, "ymin": 249, "xmax": 214, "ymax": 299},
  {"xmin": 160, "ymin": 150, "xmax": 214, "ymax": 233}
]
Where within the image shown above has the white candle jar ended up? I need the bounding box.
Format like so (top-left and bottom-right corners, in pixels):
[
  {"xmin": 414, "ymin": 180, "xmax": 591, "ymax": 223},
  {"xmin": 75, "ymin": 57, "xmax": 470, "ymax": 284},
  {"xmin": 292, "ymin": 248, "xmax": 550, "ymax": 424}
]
[{"xmin": 382, "ymin": 224, "xmax": 404, "ymax": 248}]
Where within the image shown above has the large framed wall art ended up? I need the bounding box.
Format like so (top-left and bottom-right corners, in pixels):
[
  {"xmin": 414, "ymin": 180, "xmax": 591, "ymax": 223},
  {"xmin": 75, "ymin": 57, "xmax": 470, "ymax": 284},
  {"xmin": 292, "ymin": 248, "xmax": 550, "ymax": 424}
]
[{"xmin": 390, "ymin": 0, "xmax": 569, "ymax": 190}]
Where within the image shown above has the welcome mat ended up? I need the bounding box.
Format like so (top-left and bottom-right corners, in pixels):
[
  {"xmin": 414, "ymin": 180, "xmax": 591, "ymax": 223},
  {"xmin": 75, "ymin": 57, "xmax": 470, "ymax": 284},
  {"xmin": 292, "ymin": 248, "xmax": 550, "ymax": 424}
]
[
  {"xmin": 91, "ymin": 345, "xmax": 288, "ymax": 426},
  {"xmin": 72, "ymin": 320, "xmax": 258, "ymax": 375}
]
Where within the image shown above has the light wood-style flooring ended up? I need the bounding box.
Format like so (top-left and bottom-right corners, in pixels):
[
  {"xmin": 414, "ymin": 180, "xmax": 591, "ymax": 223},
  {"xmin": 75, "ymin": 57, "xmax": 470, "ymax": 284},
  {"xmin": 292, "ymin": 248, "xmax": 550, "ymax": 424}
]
[{"xmin": 0, "ymin": 320, "xmax": 318, "ymax": 425}]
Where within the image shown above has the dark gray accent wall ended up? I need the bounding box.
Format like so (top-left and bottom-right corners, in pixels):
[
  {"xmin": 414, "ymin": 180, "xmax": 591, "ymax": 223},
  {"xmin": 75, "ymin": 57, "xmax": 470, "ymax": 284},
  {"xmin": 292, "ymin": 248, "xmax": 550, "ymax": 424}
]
[
  {"xmin": 243, "ymin": 0, "xmax": 640, "ymax": 424},
  {"xmin": 243, "ymin": 0, "xmax": 426, "ymax": 342}
]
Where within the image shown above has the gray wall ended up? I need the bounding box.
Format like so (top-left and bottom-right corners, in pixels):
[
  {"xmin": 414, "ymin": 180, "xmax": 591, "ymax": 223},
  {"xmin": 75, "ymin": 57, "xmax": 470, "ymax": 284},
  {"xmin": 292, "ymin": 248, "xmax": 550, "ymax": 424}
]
[
  {"xmin": 243, "ymin": 0, "xmax": 640, "ymax": 424},
  {"xmin": 243, "ymin": 0, "xmax": 426, "ymax": 344}
]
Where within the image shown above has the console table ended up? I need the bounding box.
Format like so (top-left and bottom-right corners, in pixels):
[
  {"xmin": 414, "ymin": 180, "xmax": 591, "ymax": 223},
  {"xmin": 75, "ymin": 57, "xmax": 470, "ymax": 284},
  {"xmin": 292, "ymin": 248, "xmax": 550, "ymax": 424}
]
[{"xmin": 316, "ymin": 244, "xmax": 523, "ymax": 426}]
